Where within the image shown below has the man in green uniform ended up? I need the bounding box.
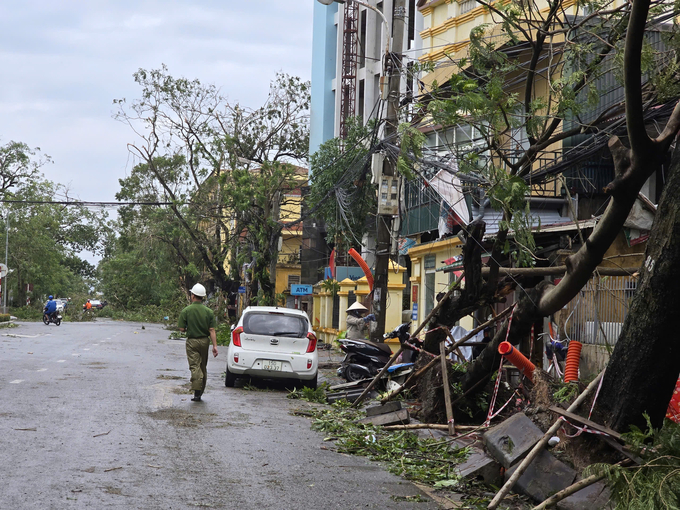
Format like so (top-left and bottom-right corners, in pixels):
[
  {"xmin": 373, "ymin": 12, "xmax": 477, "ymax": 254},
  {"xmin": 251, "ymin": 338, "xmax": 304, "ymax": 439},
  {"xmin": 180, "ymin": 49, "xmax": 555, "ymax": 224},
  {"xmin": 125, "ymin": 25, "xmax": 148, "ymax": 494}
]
[{"xmin": 178, "ymin": 283, "xmax": 218, "ymax": 402}]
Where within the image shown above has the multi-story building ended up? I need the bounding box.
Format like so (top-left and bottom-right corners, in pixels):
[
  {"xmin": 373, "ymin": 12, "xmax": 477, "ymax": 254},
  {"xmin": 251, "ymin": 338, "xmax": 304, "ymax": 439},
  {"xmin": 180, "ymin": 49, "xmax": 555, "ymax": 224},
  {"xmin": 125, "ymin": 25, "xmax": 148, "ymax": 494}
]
[
  {"xmin": 403, "ymin": 0, "xmax": 670, "ymax": 368},
  {"xmin": 310, "ymin": 0, "xmax": 424, "ymax": 155}
]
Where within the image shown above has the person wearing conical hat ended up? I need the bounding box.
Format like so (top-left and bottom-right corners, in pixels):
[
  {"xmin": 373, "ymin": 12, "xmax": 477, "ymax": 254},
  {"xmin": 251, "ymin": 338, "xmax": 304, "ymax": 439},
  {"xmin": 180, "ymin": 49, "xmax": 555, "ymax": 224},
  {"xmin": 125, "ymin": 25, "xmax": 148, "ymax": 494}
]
[{"xmin": 345, "ymin": 302, "xmax": 375, "ymax": 340}]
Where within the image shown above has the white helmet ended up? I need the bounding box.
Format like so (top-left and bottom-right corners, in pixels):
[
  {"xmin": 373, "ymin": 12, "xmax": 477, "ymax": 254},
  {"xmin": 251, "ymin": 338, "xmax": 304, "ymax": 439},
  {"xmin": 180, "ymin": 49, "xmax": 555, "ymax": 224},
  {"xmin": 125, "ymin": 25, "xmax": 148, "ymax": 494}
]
[
  {"xmin": 190, "ymin": 283, "xmax": 207, "ymax": 297},
  {"xmin": 347, "ymin": 302, "xmax": 368, "ymax": 313}
]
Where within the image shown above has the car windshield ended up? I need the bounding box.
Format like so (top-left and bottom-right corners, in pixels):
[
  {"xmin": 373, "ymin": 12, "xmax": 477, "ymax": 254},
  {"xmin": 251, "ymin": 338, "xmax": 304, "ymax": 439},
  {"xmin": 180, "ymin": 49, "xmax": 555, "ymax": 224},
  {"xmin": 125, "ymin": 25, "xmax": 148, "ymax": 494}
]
[{"xmin": 243, "ymin": 312, "xmax": 307, "ymax": 338}]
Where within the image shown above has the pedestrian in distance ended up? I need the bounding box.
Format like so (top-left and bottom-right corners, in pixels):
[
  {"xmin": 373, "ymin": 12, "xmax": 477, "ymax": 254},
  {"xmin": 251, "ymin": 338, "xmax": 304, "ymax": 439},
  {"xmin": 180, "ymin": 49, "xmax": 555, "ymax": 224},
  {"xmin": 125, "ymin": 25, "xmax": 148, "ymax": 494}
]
[
  {"xmin": 345, "ymin": 302, "xmax": 375, "ymax": 340},
  {"xmin": 178, "ymin": 283, "xmax": 218, "ymax": 402}
]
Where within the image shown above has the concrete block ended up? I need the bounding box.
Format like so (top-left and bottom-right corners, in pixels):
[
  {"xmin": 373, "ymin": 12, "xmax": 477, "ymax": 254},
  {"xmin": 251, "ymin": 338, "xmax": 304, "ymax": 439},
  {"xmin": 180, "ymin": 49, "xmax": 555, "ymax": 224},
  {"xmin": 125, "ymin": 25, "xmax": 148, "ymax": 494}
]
[
  {"xmin": 558, "ymin": 480, "xmax": 613, "ymax": 510},
  {"xmin": 453, "ymin": 442, "xmax": 502, "ymax": 486},
  {"xmin": 358, "ymin": 408, "xmax": 410, "ymax": 426},
  {"xmin": 365, "ymin": 400, "xmax": 402, "ymax": 417},
  {"xmin": 483, "ymin": 413, "xmax": 544, "ymax": 468},
  {"xmin": 505, "ymin": 449, "xmax": 576, "ymax": 503}
]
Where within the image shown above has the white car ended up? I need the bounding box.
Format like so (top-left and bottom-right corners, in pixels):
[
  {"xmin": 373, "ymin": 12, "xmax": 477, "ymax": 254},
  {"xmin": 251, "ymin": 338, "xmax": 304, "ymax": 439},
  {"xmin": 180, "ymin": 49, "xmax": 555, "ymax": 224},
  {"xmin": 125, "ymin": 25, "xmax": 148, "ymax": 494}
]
[{"xmin": 225, "ymin": 306, "xmax": 318, "ymax": 389}]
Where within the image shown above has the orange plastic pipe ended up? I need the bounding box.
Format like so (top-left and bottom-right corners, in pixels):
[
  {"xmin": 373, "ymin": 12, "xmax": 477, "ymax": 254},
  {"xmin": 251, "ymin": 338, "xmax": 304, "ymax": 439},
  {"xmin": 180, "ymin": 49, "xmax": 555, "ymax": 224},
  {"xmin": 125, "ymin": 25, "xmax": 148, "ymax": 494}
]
[
  {"xmin": 564, "ymin": 341, "xmax": 583, "ymax": 383},
  {"xmin": 498, "ymin": 341, "xmax": 536, "ymax": 382},
  {"xmin": 348, "ymin": 248, "xmax": 374, "ymax": 291}
]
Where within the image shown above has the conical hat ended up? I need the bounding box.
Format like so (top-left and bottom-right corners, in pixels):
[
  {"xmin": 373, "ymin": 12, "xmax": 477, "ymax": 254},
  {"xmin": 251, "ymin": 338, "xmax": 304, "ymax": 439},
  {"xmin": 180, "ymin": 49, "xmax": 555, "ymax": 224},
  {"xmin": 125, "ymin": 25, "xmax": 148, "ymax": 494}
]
[{"xmin": 347, "ymin": 302, "xmax": 368, "ymax": 313}]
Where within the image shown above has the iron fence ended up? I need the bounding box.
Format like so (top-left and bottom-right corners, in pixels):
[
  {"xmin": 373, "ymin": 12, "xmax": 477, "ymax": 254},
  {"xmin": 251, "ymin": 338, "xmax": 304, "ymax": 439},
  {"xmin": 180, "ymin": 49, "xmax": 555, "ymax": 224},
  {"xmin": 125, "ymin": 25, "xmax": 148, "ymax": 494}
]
[{"xmin": 560, "ymin": 275, "xmax": 637, "ymax": 346}]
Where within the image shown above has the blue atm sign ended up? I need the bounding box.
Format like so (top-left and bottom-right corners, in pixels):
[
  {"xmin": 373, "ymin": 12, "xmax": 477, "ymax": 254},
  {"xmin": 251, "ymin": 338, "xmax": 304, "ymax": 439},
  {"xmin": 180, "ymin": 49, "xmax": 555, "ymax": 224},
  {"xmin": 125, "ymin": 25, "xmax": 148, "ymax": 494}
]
[{"xmin": 290, "ymin": 284, "xmax": 313, "ymax": 296}]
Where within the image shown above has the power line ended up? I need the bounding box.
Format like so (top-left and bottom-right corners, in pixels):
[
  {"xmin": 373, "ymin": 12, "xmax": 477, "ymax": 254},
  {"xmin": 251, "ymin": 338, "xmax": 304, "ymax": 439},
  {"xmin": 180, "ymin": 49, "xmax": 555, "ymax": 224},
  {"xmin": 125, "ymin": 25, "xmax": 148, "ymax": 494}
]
[{"xmin": 0, "ymin": 200, "xmax": 178, "ymax": 207}]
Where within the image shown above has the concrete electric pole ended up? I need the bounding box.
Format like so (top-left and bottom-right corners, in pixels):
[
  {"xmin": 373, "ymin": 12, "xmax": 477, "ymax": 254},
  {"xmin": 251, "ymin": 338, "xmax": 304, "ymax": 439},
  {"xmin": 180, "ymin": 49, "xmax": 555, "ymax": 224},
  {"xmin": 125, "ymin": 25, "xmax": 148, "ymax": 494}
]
[{"xmin": 371, "ymin": 0, "xmax": 406, "ymax": 342}]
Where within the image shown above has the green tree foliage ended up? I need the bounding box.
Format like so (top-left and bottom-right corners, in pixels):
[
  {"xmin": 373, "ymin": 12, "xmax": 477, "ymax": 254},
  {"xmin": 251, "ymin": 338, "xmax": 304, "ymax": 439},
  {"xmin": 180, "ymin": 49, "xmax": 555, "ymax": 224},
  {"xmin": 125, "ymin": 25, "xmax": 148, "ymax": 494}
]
[
  {"xmin": 0, "ymin": 140, "xmax": 49, "ymax": 192},
  {"xmin": 2, "ymin": 176, "xmax": 108, "ymax": 306},
  {"xmin": 113, "ymin": 67, "xmax": 310, "ymax": 304},
  {"xmin": 409, "ymin": 0, "xmax": 678, "ymax": 266},
  {"xmin": 586, "ymin": 415, "xmax": 680, "ymax": 509},
  {"xmin": 308, "ymin": 118, "xmax": 377, "ymax": 253}
]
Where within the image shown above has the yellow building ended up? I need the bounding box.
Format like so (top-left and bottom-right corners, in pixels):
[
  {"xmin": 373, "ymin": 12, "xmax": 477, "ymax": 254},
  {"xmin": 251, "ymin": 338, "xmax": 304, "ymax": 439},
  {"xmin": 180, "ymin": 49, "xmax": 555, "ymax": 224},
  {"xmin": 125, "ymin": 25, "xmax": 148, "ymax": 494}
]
[
  {"xmin": 312, "ymin": 261, "xmax": 407, "ymax": 351},
  {"xmin": 273, "ymin": 167, "xmax": 307, "ymax": 304},
  {"xmin": 217, "ymin": 163, "xmax": 308, "ymax": 312}
]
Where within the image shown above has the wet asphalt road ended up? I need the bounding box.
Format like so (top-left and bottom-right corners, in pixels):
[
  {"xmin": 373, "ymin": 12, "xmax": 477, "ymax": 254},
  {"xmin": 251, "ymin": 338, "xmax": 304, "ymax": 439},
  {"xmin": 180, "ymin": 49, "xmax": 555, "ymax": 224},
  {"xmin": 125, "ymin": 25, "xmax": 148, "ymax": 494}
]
[{"xmin": 0, "ymin": 320, "xmax": 439, "ymax": 509}]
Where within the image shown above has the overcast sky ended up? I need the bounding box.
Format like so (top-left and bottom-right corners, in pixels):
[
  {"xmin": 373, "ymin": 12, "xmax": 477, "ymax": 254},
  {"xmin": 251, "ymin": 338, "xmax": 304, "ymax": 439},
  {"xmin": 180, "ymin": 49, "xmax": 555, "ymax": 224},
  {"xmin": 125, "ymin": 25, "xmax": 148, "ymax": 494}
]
[{"xmin": 0, "ymin": 1, "xmax": 313, "ymax": 203}]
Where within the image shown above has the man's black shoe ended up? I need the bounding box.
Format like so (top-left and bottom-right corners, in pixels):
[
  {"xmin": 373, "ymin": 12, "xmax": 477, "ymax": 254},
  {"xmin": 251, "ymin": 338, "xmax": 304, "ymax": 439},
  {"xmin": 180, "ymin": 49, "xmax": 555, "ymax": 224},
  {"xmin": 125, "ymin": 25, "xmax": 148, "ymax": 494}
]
[{"xmin": 191, "ymin": 390, "xmax": 202, "ymax": 402}]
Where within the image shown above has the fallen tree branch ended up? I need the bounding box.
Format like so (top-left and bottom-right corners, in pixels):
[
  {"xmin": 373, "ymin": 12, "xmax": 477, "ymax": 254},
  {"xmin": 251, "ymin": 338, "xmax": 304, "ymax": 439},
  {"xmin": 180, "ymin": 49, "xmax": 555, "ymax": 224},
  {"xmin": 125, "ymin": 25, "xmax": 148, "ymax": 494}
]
[
  {"xmin": 352, "ymin": 272, "xmax": 466, "ymax": 408},
  {"xmin": 479, "ymin": 266, "xmax": 639, "ymax": 277},
  {"xmin": 381, "ymin": 306, "xmax": 513, "ymax": 403},
  {"xmin": 531, "ymin": 473, "xmax": 604, "ymax": 510},
  {"xmin": 488, "ymin": 369, "xmax": 606, "ymax": 509},
  {"xmin": 531, "ymin": 459, "xmax": 630, "ymax": 510},
  {"xmin": 382, "ymin": 423, "xmax": 479, "ymax": 432}
]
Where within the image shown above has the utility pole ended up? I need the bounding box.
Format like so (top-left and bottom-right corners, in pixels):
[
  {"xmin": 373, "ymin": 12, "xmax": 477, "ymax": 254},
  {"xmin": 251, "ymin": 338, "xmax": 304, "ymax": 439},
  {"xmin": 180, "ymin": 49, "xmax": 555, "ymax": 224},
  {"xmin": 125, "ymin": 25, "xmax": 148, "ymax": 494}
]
[{"xmin": 371, "ymin": 0, "xmax": 406, "ymax": 342}]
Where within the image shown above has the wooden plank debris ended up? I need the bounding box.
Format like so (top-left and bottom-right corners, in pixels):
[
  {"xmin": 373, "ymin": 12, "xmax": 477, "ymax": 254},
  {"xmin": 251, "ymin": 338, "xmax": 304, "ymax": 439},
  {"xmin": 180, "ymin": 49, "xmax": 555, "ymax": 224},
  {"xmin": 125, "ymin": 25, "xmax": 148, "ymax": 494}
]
[
  {"xmin": 358, "ymin": 408, "xmax": 410, "ymax": 427},
  {"xmin": 382, "ymin": 423, "xmax": 479, "ymax": 432},
  {"xmin": 548, "ymin": 406, "xmax": 623, "ymax": 441},
  {"xmin": 440, "ymin": 339, "xmax": 455, "ymax": 435}
]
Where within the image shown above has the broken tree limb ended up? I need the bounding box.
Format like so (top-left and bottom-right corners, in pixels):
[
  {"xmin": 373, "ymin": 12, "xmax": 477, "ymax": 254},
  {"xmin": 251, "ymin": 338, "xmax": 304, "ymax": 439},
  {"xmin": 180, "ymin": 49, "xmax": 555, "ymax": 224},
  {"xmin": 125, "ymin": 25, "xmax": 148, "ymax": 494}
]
[
  {"xmin": 380, "ymin": 306, "xmax": 514, "ymax": 404},
  {"xmin": 531, "ymin": 459, "xmax": 630, "ymax": 510},
  {"xmin": 548, "ymin": 406, "xmax": 623, "ymax": 441},
  {"xmin": 478, "ymin": 266, "xmax": 639, "ymax": 277},
  {"xmin": 382, "ymin": 423, "xmax": 479, "ymax": 432},
  {"xmin": 440, "ymin": 340, "xmax": 455, "ymax": 435},
  {"xmin": 487, "ymin": 369, "xmax": 605, "ymax": 510},
  {"xmin": 531, "ymin": 473, "xmax": 604, "ymax": 510},
  {"xmin": 352, "ymin": 272, "xmax": 466, "ymax": 408}
]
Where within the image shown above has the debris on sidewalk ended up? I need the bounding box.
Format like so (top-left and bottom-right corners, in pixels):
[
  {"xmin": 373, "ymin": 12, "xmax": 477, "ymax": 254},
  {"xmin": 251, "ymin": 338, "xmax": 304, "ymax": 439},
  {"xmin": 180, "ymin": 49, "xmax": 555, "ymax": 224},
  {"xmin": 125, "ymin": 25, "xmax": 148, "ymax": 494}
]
[{"xmin": 358, "ymin": 408, "xmax": 410, "ymax": 426}]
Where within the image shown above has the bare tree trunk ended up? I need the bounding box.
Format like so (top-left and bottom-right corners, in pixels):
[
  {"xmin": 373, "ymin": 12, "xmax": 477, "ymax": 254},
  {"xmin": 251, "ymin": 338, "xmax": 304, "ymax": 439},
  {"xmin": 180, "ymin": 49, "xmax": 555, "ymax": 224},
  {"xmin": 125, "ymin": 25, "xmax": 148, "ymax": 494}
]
[{"xmin": 593, "ymin": 143, "xmax": 680, "ymax": 432}]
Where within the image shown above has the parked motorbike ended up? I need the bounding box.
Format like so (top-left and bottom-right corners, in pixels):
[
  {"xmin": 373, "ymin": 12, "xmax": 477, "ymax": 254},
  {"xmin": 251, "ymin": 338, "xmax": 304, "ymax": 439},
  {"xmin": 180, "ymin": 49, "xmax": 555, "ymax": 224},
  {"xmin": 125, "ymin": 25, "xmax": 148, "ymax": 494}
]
[
  {"xmin": 337, "ymin": 322, "xmax": 417, "ymax": 382},
  {"xmin": 43, "ymin": 311, "xmax": 62, "ymax": 326}
]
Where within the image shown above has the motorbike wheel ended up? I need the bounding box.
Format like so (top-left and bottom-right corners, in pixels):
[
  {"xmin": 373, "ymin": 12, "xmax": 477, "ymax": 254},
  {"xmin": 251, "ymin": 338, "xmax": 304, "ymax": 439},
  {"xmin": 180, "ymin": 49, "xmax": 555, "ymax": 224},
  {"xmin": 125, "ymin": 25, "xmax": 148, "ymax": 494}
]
[
  {"xmin": 344, "ymin": 364, "xmax": 366, "ymax": 382},
  {"xmin": 43, "ymin": 315, "xmax": 49, "ymax": 325},
  {"xmin": 55, "ymin": 319, "xmax": 61, "ymax": 326}
]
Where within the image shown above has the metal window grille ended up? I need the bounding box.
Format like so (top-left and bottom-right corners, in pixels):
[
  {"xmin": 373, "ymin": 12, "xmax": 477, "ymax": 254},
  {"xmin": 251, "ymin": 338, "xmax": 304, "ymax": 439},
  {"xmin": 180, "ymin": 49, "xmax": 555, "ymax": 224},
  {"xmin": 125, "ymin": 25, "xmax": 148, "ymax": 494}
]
[
  {"xmin": 559, "ymin": 276, "xmax": 638, "ymax": 346},
  {"xmin": 287, "ymin": 275, "xmax": 301, "ymax": 290},
  {"xmin": 459, "ymin": 0, "xmax": 477, "ymax": 14}
]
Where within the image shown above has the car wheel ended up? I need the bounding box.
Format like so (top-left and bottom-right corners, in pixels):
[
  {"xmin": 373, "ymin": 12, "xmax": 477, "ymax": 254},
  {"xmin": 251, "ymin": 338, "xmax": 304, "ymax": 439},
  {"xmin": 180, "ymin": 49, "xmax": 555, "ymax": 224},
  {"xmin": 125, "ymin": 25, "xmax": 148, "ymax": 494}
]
[
  {"xmin": 225, "ymin": 366, "xmax": 237, "ymax": 387},
  {"xmin": 344, "ymin": 364, "xmax": 365, "ymax": 382},
  {"xmin": 302, "ymin": 375, "xmax": 318, "ymax": 390}
]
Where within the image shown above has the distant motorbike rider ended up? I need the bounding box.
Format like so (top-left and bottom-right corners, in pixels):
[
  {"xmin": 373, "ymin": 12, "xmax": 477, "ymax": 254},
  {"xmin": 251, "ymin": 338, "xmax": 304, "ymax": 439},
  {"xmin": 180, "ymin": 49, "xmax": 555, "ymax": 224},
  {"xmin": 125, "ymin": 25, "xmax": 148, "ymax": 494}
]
[
  {"xmin": 345, "ymin": 302, "xmax": 375, "ymax": 340},
  {"xmin": 44, "ymin": 296, "xmax": 58, "ymax": 320}
]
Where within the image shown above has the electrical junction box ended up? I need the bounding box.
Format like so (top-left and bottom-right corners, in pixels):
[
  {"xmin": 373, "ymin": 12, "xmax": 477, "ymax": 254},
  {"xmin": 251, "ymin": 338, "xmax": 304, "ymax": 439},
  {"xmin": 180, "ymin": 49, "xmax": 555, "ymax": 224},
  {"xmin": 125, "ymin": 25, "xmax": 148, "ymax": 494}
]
[{"xmin": 378, "ymin": 175, "xmax": 400, "ymax": 215}]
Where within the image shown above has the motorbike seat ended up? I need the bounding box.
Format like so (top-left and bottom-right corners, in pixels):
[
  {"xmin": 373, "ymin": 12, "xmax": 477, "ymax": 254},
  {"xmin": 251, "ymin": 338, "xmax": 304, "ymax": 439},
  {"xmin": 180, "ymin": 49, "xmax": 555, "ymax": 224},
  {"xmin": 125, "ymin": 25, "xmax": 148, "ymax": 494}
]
[{"xmin": 362, "ymin": 340, "xmax": 394, "ymax": 356}]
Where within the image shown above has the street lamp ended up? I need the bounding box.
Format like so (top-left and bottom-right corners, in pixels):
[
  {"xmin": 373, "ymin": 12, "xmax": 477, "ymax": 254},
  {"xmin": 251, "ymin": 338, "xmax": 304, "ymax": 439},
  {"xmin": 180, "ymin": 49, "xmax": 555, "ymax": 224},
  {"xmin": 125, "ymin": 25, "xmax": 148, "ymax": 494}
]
[{"xmin": 316, "ymin": 0, "xmax": 390, "ymax": 98}]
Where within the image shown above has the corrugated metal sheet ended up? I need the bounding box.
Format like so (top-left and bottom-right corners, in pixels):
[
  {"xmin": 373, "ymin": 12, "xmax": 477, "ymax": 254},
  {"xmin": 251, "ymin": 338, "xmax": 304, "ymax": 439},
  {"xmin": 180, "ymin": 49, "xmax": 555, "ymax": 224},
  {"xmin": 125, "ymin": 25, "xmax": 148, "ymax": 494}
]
[{"xmin": 473, "ymin": 206, "xmax": 570, "ymax": 237}]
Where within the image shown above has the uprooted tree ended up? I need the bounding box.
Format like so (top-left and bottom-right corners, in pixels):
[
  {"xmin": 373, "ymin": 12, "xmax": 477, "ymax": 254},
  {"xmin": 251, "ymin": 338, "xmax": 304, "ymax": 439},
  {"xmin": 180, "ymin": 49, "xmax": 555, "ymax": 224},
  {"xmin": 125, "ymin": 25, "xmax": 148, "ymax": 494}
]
[
  {"xmin": 113, "ymin": 67, "xmax": 310, "ymax": 303},
  {"xmin": 399, "ymin": 0, "xmax": 680, "ymax": 431}
]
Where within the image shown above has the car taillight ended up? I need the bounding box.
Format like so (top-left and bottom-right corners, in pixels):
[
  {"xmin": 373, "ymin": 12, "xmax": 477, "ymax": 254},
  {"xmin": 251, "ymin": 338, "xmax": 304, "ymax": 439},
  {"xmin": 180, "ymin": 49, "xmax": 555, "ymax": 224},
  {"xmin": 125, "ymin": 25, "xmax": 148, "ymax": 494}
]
[
  {"xmin": 307, "ymin": 359, "xmax": 313, "ymax": 369},
  {"xmin": 234, "ymin": 353, "xmax": 239, "ymax": 363},
  {"xmin": 306, "ymin": 332, "xmax": 317, "ymax": 353},
  {"xmin": 232, "ymin": 326, "xmax": 243, "ymax": 347}
]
